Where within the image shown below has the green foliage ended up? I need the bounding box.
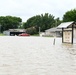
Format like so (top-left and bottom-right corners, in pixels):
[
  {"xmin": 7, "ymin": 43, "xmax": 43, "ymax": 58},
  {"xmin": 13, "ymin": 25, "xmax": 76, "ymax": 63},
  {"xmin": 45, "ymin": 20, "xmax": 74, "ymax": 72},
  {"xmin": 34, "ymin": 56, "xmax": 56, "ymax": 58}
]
[
  {"xmin": 0, "ymin": 33, "xmax": 5, "ymax": 36},
  {"xmin": 23, "ymin": 13, "xmax": 61, "ymax": 34},
  {"xmin": 26, "ymin": 27, "xmax": 37, "ymax": 35},
  {"xmin": 63, "ymin": 9, "xmax": 76, "ymax": 22},
  {"xmin": 0, "ymin": 16, "xmax": 22, "ymax": 32}
]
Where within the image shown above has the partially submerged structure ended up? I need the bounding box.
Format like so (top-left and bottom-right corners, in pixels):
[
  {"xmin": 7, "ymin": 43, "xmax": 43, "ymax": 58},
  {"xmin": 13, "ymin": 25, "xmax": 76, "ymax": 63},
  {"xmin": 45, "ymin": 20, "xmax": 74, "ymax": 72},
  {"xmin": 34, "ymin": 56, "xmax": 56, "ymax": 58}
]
[
  {"xmin": 45, "ymin": 27, "xmax": 62, "ymax": 37},
  {"xmin": 58, "ymin": 21, "xmax": 76, "ymax": 44},
  {"xmin": 3, "ymin": 29, "xmax": 26, "ymax": 36}
]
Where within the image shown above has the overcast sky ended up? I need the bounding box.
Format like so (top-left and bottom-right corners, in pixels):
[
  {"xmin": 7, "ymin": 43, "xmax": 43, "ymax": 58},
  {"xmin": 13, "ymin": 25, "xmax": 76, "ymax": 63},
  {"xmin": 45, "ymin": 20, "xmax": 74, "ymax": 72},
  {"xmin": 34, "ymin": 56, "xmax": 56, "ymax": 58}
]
[{"xmin": 0, "ymin": 0, "xmax": 76, "ymax": 22}]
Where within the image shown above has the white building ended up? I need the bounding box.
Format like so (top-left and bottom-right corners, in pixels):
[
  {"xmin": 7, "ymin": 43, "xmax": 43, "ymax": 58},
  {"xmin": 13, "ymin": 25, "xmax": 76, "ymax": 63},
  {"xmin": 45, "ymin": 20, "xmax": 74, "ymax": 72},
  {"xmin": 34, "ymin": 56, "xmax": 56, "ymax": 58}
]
[
  {"xmin": 45, "ymin": 27, "xmax": 62, "ymax": 37},
  {"xmin": 58, "ymin": 21, "xmax": 76, "ymax": 44},
  {"xmin": 3, "ymin": 29, "xmax": 26, "ymax": 36}
]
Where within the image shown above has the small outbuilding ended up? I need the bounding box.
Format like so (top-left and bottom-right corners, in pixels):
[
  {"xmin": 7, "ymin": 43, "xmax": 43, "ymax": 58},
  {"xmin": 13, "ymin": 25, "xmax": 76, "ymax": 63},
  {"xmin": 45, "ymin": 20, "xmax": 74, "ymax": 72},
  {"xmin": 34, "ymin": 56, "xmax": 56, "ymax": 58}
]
[
  {"xmin": 45, "ymin": 27, "xmax": 62, "ymax": 37},
  {"xmin": 3, "ymin": 29, "xmax": 26, "ymax": 36},
  {"xmin": 58, "ymin": 21, "xmax": 76, "ymax": 44}
]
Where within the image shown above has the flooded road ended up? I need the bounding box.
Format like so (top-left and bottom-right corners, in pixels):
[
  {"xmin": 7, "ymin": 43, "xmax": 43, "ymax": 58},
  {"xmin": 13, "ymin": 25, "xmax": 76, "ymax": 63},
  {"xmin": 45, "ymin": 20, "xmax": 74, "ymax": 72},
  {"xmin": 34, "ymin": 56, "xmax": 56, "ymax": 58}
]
[{"xmin": 0, "ymin": 36, "xmax": 76, "ymax": 75}]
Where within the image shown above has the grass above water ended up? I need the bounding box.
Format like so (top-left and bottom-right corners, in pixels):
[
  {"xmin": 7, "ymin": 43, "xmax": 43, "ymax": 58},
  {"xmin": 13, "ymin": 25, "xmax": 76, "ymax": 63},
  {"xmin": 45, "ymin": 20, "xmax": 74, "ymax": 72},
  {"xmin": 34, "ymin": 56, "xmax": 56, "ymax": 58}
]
[{"xmin": 0, "ymin": 33, "xmax": 5, "ymax": 36}]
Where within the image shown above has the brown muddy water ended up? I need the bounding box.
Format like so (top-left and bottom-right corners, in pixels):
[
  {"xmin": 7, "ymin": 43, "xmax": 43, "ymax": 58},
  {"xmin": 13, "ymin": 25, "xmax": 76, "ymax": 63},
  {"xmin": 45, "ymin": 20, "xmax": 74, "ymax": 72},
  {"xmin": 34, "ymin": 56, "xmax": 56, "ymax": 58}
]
[{"xmin": 0, "ymin": 36, "xmax": 76, "ymax": 75}]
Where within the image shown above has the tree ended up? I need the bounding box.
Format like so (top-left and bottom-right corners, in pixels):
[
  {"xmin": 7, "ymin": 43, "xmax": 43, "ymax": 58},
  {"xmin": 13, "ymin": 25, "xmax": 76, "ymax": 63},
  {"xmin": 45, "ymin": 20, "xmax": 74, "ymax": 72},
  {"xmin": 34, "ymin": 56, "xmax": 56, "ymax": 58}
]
[
  {"xmin": 26, "ymin": 27, "xmax": 37, "ymax": 35},
  {"xmin": 63, "ymin": 9, "xmax": 76, "ymax": 22},
  {"xmin": 23, "ymin": 13, "xmax": 61, "ymax": 34},
  {"xmin": 0, "ymin": 16, "xmax": 22, "ymax": 32}
]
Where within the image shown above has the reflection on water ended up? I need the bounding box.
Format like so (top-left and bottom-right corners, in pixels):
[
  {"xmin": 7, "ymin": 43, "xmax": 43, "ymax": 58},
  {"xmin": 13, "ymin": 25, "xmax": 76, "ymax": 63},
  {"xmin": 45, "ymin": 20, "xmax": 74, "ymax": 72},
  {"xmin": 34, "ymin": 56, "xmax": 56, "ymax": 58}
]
[{"xmin": 0, "ymin": 36, "xmax": 76, "ymax": 75}]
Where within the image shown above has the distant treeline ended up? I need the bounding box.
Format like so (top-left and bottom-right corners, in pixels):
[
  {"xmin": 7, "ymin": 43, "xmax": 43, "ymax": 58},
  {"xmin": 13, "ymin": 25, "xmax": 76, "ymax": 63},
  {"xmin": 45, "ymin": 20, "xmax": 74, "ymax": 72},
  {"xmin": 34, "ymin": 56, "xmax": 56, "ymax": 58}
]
[
  {"xmin": 0, "ymin": 16, "xmax": 22, "ymax": 32},
  {"xmin": 0, "ymin": 9, "xmax": 76, "ymax": 34},
  {"xmin": 23, "ymin": 13, "xmax": 61, "ymax": 34}
]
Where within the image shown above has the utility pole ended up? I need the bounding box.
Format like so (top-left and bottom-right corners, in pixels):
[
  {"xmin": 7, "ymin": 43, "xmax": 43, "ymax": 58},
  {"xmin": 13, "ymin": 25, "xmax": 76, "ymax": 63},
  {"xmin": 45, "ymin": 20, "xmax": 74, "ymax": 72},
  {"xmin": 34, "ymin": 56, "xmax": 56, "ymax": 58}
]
[{"xmin": 0, "ymin": 25, "xmax": 1, "ymax": 33}]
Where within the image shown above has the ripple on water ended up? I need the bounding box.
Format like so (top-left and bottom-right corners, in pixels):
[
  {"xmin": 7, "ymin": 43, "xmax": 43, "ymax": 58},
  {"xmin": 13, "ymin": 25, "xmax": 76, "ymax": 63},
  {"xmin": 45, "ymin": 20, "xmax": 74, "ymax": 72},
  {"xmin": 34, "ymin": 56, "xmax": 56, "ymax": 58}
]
[{"xmin": 0, "ymin": 36, "xmax": 76, "ymax": 75}]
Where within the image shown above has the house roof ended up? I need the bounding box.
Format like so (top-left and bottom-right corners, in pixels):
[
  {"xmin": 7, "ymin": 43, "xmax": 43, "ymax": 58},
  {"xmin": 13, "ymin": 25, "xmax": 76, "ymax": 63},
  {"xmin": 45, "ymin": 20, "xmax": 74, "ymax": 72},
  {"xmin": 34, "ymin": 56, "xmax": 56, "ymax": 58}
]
[
  {"xmin": 45, "ymin": 27, "xmax": 62, "ymax": 32},
  {"xmin": 57, "ymin": 21, "xmax": 74, "ymax": 28},
  {"xmin": 9, "ymin": 29, "xmax": 26, "ymax": 32}
]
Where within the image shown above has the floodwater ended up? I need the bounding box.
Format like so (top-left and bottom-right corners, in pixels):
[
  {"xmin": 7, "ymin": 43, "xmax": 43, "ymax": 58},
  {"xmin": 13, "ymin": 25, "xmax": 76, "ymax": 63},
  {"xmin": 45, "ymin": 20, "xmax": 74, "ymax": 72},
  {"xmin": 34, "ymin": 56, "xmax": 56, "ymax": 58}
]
[{"xmin": 0, "ymin": 36, "xmax": 76, "ymax": 75}]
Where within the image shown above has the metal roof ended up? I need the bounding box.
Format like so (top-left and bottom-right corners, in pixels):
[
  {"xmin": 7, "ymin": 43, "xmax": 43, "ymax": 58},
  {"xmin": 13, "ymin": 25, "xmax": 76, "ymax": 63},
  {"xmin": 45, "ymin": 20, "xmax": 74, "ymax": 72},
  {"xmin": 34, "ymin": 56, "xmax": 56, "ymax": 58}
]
[
  {"xmin": 45, "ymin": 27, "xmax": 62, "ymax": 32},
  {"xmin": 9, "ymin": 29, "xmax": 26, "ymax": 32},
  {"xmin": 57, "ymin": 21, "xmax": 74, "ymax": 28}
]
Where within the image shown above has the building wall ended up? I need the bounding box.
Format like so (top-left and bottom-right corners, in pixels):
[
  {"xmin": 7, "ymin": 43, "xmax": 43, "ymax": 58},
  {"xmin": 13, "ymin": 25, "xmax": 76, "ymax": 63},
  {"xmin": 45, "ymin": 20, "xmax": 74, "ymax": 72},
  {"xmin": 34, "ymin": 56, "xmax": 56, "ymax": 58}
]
[
  {"xmin": 74, "ymin": 28, "xmax": 76, "ymax": 38},
  {"xmin": 3, "ymin": 31, "xmax": 10, "ymax": 35},
  {"xmin": 45, "ymin": 31, "xmax": 62, "ymax": 37},
  {"xmin": 63, "ymin": 31, "xmax": 72, "ymax": 43},
  {"xmin": 45, "ymin": 31, "xmax": 51, "ymax": 36}
]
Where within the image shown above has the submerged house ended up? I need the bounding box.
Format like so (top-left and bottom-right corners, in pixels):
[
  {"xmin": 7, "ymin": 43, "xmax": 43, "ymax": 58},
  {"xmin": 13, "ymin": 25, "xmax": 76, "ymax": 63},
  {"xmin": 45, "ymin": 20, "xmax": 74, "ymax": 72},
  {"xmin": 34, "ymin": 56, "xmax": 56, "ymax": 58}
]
[
  {"xmin": 57, "ymin": 21, "xmax": 76, "ymax": 44},
  {"xmin": 45, "ymin": 27, "xmax": 62, "ymax": 37},
  {"xmin": 3, "ymin": 29, "xmax": 26, "ymax": 36}
]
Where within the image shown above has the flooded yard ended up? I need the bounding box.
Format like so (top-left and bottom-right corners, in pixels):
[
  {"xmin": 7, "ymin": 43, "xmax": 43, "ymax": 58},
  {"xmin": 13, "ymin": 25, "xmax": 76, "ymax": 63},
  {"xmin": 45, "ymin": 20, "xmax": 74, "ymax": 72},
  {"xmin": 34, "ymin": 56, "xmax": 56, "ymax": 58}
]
[{"xmin": 0, "ymin": 36, "xmax": 76, "ymax": 75}]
